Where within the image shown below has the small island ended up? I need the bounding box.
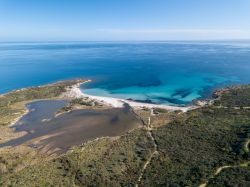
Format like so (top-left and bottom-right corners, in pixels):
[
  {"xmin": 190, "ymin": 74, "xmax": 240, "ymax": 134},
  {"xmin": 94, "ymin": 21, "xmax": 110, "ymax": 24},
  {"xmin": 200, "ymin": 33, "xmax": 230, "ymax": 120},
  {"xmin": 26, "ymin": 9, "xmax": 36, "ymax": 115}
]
[{"xmin": 0, "ymin": 80, "xmax": 249, "ymax": 186}]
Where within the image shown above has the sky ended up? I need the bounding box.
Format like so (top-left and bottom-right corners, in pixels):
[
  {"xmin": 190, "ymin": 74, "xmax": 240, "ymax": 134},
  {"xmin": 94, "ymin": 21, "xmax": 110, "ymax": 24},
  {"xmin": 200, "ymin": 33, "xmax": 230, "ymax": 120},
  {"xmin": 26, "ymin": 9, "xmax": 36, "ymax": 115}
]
[{"xmin": 1, "ymin": 0, "xmax": 250, "ymax": 41}]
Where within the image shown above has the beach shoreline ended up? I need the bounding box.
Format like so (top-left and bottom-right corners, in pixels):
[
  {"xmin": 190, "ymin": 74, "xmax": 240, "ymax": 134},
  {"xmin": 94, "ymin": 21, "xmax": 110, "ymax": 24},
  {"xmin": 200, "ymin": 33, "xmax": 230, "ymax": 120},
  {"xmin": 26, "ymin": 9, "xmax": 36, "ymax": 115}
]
[{"xmin": 64, "ymin": 80, "xmax": 197, "ymax": 112}]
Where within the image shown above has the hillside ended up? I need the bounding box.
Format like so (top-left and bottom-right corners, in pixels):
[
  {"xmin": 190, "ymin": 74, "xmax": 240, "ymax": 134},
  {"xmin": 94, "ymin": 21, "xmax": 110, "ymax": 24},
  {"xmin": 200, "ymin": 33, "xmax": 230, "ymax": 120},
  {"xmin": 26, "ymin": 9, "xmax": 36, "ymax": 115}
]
[{"xmin": 0, "ymin": 85, "xmax": 250, "ymax": 186}]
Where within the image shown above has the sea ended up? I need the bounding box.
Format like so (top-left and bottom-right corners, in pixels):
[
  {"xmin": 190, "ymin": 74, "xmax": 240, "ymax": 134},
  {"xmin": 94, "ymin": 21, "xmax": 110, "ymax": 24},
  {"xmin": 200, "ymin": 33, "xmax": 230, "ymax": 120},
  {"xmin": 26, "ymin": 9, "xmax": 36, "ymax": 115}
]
[{"xmin": 1, "ymin": 41, "xmax": 250, "ymax": 106}]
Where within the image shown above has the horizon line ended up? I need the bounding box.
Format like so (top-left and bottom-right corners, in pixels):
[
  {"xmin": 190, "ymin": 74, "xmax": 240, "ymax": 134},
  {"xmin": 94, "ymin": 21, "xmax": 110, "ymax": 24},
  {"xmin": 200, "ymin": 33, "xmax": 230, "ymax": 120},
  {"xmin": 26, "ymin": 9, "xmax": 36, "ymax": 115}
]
[{"xmin": 1, "ymin": 39, "xmax": 250, "ymax": 43}]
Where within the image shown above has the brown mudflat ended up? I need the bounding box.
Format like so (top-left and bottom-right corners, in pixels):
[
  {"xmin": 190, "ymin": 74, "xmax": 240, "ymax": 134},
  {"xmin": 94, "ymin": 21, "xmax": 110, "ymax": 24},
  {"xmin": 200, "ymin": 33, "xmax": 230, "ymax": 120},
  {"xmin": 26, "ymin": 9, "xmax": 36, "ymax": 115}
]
[{"xmin": 0, "ymin": 100, "xmax": 142, "ymax": 154}]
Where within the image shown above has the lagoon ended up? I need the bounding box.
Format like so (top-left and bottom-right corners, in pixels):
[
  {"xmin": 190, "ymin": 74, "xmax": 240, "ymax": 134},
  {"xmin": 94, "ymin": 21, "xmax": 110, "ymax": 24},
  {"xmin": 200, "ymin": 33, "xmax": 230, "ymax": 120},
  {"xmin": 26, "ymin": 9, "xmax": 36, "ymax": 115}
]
[{"xmin": 0, "ymin": 100, "xmax": 141, "ymax": 154}]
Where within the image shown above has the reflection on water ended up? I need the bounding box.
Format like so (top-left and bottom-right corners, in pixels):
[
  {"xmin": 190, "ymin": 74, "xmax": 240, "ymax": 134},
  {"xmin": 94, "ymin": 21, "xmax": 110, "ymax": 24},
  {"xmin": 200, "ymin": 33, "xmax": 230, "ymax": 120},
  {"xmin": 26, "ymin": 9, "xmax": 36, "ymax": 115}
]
[{"xmin": 0, "ymin": 100, "xmax": 142, "ymax": 154}]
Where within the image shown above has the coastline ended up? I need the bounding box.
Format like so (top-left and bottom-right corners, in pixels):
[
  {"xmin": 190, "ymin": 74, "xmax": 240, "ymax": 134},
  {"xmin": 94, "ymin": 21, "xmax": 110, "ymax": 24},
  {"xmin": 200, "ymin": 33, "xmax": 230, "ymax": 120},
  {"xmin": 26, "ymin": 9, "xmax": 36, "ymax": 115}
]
[
  {"xmin": 9, "ymin": 108, "xmax": 29, "ymax": 127},
  {"xmin": 64, "ymin": 80, "xmax": 197, "ymax": 112}
]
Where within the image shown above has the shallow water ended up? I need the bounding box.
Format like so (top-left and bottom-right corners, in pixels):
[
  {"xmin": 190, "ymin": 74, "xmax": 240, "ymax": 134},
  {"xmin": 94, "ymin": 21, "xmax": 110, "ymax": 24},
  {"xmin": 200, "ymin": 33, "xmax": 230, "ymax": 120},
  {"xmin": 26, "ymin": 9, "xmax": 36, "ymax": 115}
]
[
  {"xmin": 14, "ymin": 100, "xmax": 68, "ymax": 132},
  {"xmin": 0, "ymin": 100, "xmax": 142, "ymax": 154},
  {"xmin": 1, "ymin": 41, "xmax": 250, "ymax": 105}
]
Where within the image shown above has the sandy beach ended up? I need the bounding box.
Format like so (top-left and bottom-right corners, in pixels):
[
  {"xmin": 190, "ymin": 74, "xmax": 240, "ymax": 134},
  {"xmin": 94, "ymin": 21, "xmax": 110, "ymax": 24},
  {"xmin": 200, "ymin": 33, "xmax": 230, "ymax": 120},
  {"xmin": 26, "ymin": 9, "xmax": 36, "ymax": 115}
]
[{"xmin": 64, "ymin": 81, "xmax": 196, "ymax": 112}]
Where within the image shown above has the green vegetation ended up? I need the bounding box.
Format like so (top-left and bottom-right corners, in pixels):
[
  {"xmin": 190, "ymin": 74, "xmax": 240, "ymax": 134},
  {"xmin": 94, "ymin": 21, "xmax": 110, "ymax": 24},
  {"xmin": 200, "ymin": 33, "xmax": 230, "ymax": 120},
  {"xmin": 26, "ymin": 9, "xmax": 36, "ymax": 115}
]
[
  {"xmin": 207, "ymin": 165, "xmax": 250, "ymax": 186},
  {"xmin": 139, "ymin": 85, "xmax": 250, "ymax": 186},
  {"xmin": 152, "ymin": 107, "xmax": 168, "ymax": 114},
  {"xmin": 58, "ymin": 98, "xmax": 93, "ymax": 113},
  {"xmin": 70, "ymin": 98, "xmax": 93, "ymax": 106},
  {"xmin": 140, "ymin": 106, "xmax": 250, "ymax": 186},
  {"xmin": 57, "ymin": 98, "xmax": 105, "ymax": 114},
  {"xmin": 213, "ymin": 85, "xmax": 250, "ymax": 107},
  {"xmin": 0, "ymin": 80, "xmax": 84, "ymax": 126},
  {"xmin": 0, "ymin": 84, "xmax": 250, "ymax": 186},
  {"xmin": 0, "ymin": 129, "xmax": 155, "ymax": 186},
  {"xmin": 0, "ymin": 146, "xmax": 43, "ymax": 175}
]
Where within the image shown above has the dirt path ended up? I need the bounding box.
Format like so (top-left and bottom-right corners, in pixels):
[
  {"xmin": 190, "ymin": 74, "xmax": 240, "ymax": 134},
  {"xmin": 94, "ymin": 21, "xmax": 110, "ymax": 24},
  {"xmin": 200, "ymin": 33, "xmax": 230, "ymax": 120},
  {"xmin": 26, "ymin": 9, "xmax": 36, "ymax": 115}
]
[
  {"xmin": 213, "ymin": 106, "xmax": 250, "ymax": 110},
  {"xmin": 135, "ymin": 114, "xmax": 158, "ymax": 187},
  {"xmin": 199, "ymin": 138, "xmax": 250, "ymax": 187},
  {"xmin": 244, "ymin": 139, "xmax": 250, "ymax": 153},
  {"xmin": 199, "ymin": 162, "xmax": 250, "ymax": 187}
]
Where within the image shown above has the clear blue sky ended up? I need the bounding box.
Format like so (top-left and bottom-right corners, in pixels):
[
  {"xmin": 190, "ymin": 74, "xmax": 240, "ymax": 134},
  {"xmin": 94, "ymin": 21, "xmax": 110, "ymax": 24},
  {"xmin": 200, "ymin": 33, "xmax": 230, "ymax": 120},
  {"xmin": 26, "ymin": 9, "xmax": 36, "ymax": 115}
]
[{"xmin": 1, "ymin": 0, "xmax": 250, "ymax": 41}]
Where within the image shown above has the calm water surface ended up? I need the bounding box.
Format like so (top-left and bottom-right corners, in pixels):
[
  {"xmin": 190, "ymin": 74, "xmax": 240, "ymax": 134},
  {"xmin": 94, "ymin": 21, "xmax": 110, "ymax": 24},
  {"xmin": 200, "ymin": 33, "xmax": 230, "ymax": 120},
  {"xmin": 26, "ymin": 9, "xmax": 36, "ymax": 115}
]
[
  {"xmin": 0, "ymin": 100, "xmax": 141, "ymax": 154},
  {"xmin": 1, "ymin": 41, "xmax": 250, "ymax": 105}
]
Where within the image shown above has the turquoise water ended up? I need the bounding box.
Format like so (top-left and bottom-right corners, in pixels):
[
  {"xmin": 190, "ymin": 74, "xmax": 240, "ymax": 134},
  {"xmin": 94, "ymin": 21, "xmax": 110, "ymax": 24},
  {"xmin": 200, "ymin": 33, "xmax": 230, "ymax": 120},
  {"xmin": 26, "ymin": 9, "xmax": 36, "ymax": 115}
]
[{"xmin": 0, "ymin": 41, "xmax": 250, "ymax": 105}]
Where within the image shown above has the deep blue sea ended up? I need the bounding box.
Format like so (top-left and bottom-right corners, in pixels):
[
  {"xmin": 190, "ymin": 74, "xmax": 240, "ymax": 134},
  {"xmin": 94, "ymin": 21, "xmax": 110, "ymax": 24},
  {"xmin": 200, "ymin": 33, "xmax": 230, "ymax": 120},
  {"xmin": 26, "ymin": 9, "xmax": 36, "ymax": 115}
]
[{"xmin": 1, "ymin": 41, "xmax": 250, "ymax": 105}]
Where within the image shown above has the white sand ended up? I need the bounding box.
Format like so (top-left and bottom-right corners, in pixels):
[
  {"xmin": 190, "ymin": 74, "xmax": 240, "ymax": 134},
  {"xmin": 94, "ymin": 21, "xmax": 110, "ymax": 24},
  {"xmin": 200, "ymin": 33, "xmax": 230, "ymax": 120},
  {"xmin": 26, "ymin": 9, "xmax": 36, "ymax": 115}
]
[{"xmin": 64, "ymin": 81, "xmax": 196, "ymax": 112}]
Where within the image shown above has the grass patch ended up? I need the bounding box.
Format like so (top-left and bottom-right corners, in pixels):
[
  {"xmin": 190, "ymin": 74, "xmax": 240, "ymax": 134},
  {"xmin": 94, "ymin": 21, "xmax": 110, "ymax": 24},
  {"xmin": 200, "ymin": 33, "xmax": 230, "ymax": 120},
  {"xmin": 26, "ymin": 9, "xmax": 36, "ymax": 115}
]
[{"xmin": 0, "ymin": 129, "xmax": 155, "ymax": 186}]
